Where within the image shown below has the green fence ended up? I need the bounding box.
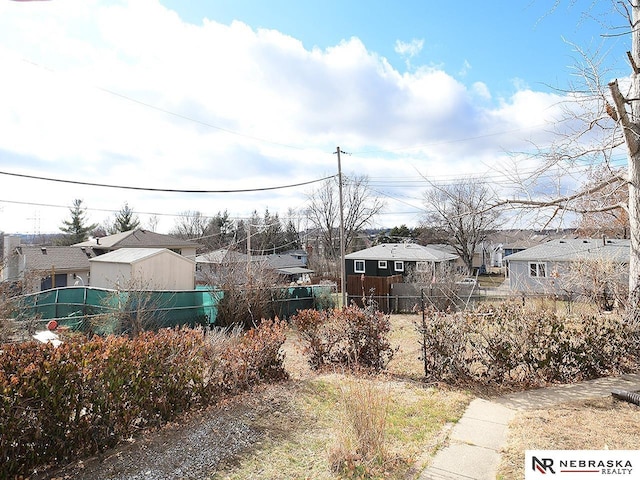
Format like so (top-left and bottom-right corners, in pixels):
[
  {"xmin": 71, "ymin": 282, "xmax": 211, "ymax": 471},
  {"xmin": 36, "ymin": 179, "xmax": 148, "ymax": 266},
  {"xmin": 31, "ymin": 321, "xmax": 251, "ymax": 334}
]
[
  {"xmin": 15, "ymin": 286, "xmax": 221, "ymax": 334},
  {"xmin": 14, "ymin": 284, "xmax": 334, "ymax": 333}
]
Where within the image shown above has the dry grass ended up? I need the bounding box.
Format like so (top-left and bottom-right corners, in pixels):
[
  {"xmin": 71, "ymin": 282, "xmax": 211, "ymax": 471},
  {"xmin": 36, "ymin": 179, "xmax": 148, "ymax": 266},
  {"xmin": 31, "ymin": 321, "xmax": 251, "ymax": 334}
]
[
  {"xmin": 211, "ymin": 314, "xmax": 471, "ymax": 480},
  {"xmin": 328, "ymin": 378, "xmax": 391, "ymax": 477},
  {"xmin": 497, "ymin": 397, "xmax": 640, "ymax": 479}
]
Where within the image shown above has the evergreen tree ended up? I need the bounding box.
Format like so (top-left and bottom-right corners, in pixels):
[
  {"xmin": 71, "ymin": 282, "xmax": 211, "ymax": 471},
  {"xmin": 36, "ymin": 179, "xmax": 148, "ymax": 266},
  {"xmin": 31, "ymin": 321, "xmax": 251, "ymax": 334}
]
[
  {"xmin": 59, "ymin": 199, "xmax": 97, "ymax": 245},
  {"xmin": 284, "ymin": 218, "xmax": 301, "ymax": 251},
  {"xmin": 110, "ymin": 202, "xmax": 140, "ymax": 233}
]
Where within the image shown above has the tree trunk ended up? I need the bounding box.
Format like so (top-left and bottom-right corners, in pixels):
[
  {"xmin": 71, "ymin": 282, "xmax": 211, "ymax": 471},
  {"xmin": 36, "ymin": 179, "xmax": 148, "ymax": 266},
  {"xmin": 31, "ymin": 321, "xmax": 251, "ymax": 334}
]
[{"xmin": 611, "ymin": 2, "xmax": 640, "ymax": 321}]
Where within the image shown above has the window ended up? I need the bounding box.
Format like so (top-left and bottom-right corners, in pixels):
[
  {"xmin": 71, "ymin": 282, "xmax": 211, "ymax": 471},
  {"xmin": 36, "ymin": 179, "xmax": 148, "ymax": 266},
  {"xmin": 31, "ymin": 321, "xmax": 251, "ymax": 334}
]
[
  {"xmin": 394, "ymin": 261, "xmax": 404, "ymax": 272},
  {"xmin": 416, "ymin": 261, "xmax": 430, "ymax": 272},
  {"xmin": 354, "ymin": 260, "xmax": 365, "ymax": 273},
  {"xmin": 529, "ymin": 262, "xmax": 547, "ymax": 278},
  {"xmin": 378, "ymin": 260, "xmax": 387, "ymax": 269}
]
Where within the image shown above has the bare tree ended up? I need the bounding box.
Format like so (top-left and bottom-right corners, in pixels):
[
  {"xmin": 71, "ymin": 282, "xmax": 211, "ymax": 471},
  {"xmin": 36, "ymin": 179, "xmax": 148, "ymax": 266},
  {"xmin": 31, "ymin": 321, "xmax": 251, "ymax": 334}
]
[
  {"xmin": 423, "ymin": 179, "xmax": 501, "ymax": 274},
  {"xmin": 498, "ymin": 2, "xmax": 640, "ymax": 320},
  {"xmin": 171, "ymin": 210, "xmax": 210, "ymax": 240},
  {"xmin": 306, "ymin": 175, "xmax": 385, "ymax": 267},
  {"xmin": 575, "ymin": 165, "xmax": 629, "ymax": 238},
  {"xmin": 171, "ymin": 210, "xmax": 236, "ymax": 252}
]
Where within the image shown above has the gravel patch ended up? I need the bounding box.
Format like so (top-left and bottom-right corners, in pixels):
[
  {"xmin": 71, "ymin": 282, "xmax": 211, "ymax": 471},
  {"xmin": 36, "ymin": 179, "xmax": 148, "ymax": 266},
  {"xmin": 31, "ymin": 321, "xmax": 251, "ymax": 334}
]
[{"xmin": 30, "ymin": 388, "xmax": 282, "ymax": 480}]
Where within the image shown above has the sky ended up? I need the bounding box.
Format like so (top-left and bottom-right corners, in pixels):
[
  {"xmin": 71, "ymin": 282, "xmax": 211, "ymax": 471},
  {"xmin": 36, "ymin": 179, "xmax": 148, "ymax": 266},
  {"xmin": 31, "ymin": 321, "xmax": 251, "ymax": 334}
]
[{"xmin": 0, "ymin": 0, "xmax": 632, "ymax": 238}]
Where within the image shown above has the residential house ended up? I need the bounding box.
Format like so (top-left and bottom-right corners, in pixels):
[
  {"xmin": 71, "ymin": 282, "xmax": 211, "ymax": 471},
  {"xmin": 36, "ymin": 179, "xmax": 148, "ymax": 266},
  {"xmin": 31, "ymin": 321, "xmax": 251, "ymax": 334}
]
[
  {"xmin": 74, "ymin": 229, "xmax": 201, "ymax": 260},
  {"xmin": 506, "ymin": 238, "xmax": 629, "ymax": 295},
  {"xmin": 2, "ymin": 230, "xmax": 201, "ymax": 293},
  {"xmin": 1, "ymin": 242, "xmax": 94, "ymax": 293},
  {"xmin": 263, "ymin": 253, "xmax": 314, "ymax": 284},
  {"xmin": 344, "ymin": 243, "xmax": 458, "ymax": 278},
  {"xmin": 485, "ymin": 229, "xmax": 579, "ymax": 270},
  {"xmin": 90, "ymin": 248, "xmax": 196, "ymax": 290},
  {"xmin": 196, "ymin": 249, "xmax": 314, "ymax": 285}
]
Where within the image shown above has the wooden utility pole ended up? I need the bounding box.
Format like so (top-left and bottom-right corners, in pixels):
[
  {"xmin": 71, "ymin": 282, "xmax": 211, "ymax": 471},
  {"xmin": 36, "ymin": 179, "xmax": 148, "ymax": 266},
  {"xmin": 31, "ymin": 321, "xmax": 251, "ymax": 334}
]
[{"xmin": 336, "ymin": 146, "xmax": 346, "ymax": 308}]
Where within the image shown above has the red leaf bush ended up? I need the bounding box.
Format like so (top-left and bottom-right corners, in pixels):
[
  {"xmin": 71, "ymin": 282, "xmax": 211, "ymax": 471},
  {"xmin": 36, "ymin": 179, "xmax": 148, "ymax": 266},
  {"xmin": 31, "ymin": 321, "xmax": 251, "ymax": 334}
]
[{"xmin": 0, "ymin": 320, "xmax": 287, "ymax": 478}]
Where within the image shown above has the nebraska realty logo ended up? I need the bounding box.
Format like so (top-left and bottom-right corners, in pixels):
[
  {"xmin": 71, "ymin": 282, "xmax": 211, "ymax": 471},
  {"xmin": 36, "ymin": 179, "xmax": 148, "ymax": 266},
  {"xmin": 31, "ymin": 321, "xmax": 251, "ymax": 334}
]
[{"xmin": 525, "ymin": 451, "xmax": 639, "ymax": 478}]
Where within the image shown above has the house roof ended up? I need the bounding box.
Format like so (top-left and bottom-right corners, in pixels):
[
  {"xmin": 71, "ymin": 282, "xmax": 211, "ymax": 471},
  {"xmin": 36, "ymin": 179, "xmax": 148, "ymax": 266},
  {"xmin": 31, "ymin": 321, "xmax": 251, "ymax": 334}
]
[
  {"xmin": 90, "ymin": 247, "xmax": 194, "ymax": 265},
  {"xmin": 196, "ymin": 250, "xmax": 314, "ymax": 276},
  {"xmin": 505, "ymin": 238, "xmax": 630, "ymax": 263},
  {"xmin": 196, "ymin": 249, "xmax": 248, "ymax": 264},
  {"xmin": 345, "ymin": 243, "xmax": 458, "ymax": 262},
  {"xmin": 276, "ymin": 266, "xmax": 314, "ymax": 275},
  {"xmin": 74, "ymin": 229, "xmax": 201, "ymax": 250},
  {"xmin": 20, "ymin": 246, "xmax": 94, "ymax": 272},
  {"xmin": 264, "ymin": 253, "xmax": 307, "ymax": 269}
]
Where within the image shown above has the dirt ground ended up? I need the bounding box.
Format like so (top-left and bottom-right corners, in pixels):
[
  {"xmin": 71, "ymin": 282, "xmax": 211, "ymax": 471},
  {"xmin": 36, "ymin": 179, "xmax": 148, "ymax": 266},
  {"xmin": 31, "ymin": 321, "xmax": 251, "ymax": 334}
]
[{"xmin": 497, "ymin": 396, "xmax": 640, "ymax": 478}]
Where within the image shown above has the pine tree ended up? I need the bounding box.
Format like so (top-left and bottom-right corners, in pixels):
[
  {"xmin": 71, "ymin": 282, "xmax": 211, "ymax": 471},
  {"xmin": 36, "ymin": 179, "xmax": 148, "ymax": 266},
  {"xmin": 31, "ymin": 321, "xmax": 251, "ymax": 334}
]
[
  {"xmin": 59, "ymin": 199, "xmax": 97, "ymax": 245},
  {"xmin": 111, "ymin": 202, "xmax": 140, "ymax": 233}
]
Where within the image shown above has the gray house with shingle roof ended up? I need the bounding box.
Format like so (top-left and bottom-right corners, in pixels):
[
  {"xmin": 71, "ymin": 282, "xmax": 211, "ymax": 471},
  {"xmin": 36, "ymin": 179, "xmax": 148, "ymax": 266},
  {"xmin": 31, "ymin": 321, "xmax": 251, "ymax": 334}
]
[
  {"xmin": 506, "ymin": 238, "xmax": 630, "ymax": 295},
  {"xmin": 2, "ymin": 244, "xmax": 95, "ymax": 292},
  {"xmin": 196, "ymin": 249, "xmax": 314, "ymax": 285}
]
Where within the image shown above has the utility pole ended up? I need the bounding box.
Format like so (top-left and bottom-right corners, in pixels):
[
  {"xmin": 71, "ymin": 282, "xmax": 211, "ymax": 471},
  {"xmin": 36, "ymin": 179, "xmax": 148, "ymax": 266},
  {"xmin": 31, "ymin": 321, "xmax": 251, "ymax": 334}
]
[
  {"xmin": 336, "ymin": 146, "xmax": 346, "ymax": 308},
  {"xmin": 246, "ymin": 221, "xmax": 251, "ymax": 283}
]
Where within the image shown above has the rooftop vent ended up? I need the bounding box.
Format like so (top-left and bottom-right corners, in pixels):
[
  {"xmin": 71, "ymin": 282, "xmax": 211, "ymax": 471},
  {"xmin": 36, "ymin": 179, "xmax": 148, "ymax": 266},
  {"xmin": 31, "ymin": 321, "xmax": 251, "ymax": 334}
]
[{"xmin": 41, "ymin": 247, "xmax": 47, "ymax": 254}]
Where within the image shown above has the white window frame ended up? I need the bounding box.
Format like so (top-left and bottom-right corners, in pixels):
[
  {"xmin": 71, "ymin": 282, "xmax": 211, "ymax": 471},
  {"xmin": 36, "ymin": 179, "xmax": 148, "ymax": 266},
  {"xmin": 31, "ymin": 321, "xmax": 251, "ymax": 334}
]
[
  {"xmin": 354, "ymin": 260, "xmax": 365, "ymax": 273},
  {"xmin": 394, "ymin": 260, "xmax": 404, "ymax": 272},
  {"xmin": 529, "ymin": 262, "xmax": 547, "ymax": 278},
  {"xmin": 378, "ymin": 260, "xmax": 387, "ymax": 269}
]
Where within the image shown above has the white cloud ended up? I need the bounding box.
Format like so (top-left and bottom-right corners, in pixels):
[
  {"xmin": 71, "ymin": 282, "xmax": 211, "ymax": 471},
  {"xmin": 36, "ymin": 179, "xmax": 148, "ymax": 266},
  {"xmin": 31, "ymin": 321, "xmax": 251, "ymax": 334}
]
[
  {"xmin": 459, "ymin": 59, "xmax": 472, "ymax": 77},
  {"xmin": 0, "ymin": 0, "xmax": 578, "ymax": 234},
  {"xmin": 394, "ymin": 38, "xmax": 424, "ymax": 58}
]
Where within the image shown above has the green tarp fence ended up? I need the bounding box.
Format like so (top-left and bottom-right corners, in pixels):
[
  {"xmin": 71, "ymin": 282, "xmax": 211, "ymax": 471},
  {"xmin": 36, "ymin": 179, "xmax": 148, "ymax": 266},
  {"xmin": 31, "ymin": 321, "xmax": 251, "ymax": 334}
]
[
  {"xmin": 14, "ymin": 286, "xmax": 222, "ymax": 334},
  {"xmin": 13, "ymin": 284, "xmax": 334, "ymax": 333}
]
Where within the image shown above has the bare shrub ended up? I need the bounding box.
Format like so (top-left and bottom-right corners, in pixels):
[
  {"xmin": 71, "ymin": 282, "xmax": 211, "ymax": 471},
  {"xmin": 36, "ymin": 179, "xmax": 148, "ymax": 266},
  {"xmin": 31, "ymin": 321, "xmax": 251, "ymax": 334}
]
[
  {"xmin": 292, "ymin": 305, "xmax": 395, "ymax": 372},
  {"xmin": 565, "ymin": 256, "xmax": 628, "ymax": 312},
  {"xmin": 416, "ymin": 301, "xmax": 639, "ymax": 387},
  {"xmin": 202, "ymin": 253, "xmax": 282, "ymax": 329}
]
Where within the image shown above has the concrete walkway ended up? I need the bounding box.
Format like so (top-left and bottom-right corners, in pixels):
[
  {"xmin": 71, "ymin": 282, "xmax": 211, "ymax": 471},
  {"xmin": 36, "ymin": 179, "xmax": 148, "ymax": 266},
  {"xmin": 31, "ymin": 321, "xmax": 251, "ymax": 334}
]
[{"xmin": 419, "ymin": 373, "xmax": 640, "ymax": 480}]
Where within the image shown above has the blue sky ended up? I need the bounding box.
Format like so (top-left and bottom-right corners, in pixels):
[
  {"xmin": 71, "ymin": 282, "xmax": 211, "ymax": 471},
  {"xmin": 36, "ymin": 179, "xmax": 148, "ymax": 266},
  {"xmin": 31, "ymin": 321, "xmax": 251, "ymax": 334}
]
[
  {"xmin": 159, "ymin": 1, "xmax": 626, "ymax": 95},
  {"xmin": 0, "ymin": 0, "xmax": 630, "ymax": 237}
]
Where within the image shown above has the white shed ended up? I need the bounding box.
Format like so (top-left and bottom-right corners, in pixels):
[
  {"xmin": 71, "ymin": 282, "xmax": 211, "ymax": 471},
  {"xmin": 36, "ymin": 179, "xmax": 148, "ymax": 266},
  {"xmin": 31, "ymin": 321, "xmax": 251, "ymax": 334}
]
[{"xmin": 90, "ymin": 248, "xmax": 195, "ymax": 290}]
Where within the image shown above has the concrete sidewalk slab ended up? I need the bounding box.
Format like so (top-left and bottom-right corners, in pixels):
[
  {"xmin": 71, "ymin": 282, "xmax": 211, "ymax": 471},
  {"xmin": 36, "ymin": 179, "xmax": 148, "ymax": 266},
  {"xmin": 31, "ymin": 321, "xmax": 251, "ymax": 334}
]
[
  {"xmin": 449, "ymin": 400, "xmax": 515, "ymax": 450},
  {"xmin": 494, "ymin": 373, "xmax": 640, "ymax": 410},
  {"xmin": 419, "ymin": 399, "xmax": 515, "ymax": 480},
  {"xmin": 421, "ymin": 443, "xmax": 501, "ymax": 479},
  {"xmin": 420, "ymin": 373, "xmax": 640, "ymax": 480}
]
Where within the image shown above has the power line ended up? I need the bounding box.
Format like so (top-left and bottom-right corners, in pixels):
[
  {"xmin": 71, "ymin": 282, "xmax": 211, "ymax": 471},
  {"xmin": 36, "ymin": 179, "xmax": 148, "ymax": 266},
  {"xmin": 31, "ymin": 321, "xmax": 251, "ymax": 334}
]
[{"xmin": 0, "ymin": 170, "xmax": 337, "ymax": 193}]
